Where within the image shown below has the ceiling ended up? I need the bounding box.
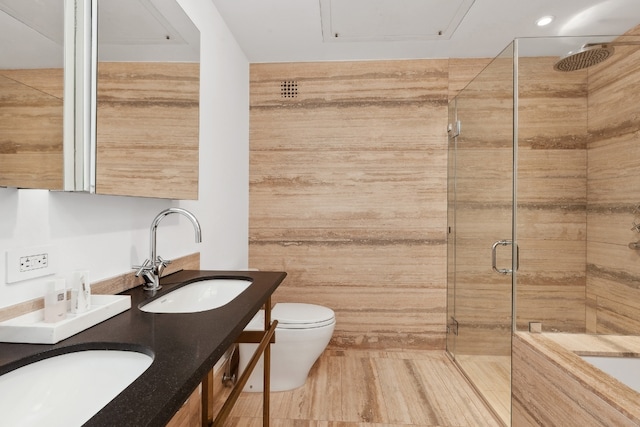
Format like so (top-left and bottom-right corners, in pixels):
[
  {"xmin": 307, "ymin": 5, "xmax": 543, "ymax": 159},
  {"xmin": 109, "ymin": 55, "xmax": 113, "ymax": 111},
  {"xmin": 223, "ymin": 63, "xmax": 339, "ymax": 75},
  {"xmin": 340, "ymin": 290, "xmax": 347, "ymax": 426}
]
[
  {"xmin": 211, "ymin": 0, "xmax": 640, "ymax": 62},
  {"xmin": 0, "ymin": 0, "xmax": 200, "ymax": 69}
]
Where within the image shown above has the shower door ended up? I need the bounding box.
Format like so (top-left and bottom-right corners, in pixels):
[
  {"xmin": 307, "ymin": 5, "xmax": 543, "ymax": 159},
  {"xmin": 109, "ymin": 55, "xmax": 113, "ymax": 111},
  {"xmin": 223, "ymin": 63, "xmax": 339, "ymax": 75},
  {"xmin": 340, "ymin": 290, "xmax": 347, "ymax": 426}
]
[{"xmin": 446, "ymin": 44, "xmax": 515, "ymax": 426}]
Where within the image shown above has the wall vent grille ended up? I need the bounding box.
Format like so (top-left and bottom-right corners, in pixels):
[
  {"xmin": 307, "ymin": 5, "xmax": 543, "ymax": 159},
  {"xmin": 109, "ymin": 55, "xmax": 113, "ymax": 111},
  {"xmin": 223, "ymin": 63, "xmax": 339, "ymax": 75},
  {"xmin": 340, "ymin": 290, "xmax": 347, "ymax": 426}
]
[{"xmin": 280, "ymin": 80, "xmax": 298, "ymax": 98}]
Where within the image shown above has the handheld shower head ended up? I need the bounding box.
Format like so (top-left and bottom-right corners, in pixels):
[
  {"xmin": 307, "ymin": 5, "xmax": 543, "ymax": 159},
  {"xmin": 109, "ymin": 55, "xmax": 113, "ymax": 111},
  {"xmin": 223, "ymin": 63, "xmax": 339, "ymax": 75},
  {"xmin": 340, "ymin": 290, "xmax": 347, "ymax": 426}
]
[{"xmin": 553, "ymin": 43, "xmax": 614, "ymax": 72}]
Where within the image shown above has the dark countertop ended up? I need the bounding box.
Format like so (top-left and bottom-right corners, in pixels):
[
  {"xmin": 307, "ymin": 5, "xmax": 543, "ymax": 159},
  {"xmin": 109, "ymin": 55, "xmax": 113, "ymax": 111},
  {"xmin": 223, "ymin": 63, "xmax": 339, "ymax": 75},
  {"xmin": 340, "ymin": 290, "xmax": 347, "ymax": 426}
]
[{"xmin": 0, "ymin": 269, "xmax": 286, "ymax": 427}]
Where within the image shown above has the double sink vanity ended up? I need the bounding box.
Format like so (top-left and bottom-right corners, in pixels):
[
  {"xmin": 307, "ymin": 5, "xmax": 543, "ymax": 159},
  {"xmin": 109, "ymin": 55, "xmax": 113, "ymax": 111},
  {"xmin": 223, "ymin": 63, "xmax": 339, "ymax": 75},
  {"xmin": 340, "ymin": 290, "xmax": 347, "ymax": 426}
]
[
  {"xmin": 0, "ymin": 269, "xmax": 286, "ymax": 426},
  {"xmin": 1, "ymin": 1, "xmax": 265, "ymax": 424}
]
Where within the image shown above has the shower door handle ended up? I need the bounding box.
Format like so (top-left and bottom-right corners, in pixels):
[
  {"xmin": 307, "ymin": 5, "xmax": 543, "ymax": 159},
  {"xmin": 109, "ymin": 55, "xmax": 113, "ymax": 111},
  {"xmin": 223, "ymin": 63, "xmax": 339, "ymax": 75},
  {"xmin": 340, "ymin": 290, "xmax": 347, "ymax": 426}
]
[{"xmin": 492, "ymin": 240, "xmax": 517, "ymax": 275}]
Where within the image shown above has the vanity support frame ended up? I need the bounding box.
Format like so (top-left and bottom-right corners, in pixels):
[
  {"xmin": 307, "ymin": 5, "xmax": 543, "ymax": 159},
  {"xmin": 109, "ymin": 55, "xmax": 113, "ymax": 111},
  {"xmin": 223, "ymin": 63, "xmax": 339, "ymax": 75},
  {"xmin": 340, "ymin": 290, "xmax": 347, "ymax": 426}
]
[{"xmin": 203, "ymin": 298, "xmax": 276, "ymax": 426}]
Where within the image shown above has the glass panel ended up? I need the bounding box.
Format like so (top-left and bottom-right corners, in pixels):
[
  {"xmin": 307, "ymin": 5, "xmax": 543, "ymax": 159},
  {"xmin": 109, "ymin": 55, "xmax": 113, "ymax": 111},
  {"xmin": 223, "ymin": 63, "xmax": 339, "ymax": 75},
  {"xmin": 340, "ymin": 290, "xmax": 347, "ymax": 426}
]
[
  {"xmin": 515, "ymin": 35, "xmax": 640, "ymax": 337},
  {"xmin": 448, "ymin": 42, "xmax": 514, "ymax": 426},
  {"xmin": 93, "ymin": 0, "xmax": 200, "ymax": 198},
  {"xmin": 446, "ymin": 98, "xmax": 457, "ymax": 356},
  {"xmin": 0, "ymin": 0, "xmax": 66, "ymax": 190}
]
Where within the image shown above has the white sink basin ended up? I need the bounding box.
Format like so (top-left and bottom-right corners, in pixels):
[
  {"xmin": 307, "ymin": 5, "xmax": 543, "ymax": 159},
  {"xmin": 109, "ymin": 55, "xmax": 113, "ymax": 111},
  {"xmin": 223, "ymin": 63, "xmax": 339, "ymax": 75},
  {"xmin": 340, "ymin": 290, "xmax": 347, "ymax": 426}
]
[
  {"xmin": 0, "ymin": 349, "xmax": 153, "ymax": 427},
  {"xmin": 140, "ymin": 278, "xmax": 253, "ymax": 313}
]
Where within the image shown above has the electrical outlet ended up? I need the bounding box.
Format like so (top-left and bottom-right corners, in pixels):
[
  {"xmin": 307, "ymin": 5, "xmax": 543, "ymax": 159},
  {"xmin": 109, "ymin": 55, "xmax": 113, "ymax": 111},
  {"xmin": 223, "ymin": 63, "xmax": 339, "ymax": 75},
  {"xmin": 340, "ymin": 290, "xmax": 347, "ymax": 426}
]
[
  {"xmin": 6, "ymin": 245, "xmax": 57, "ymax": 283},
  {"xmin": 20, "ymin": 253, "xmax": 49, "ymax": 272}
]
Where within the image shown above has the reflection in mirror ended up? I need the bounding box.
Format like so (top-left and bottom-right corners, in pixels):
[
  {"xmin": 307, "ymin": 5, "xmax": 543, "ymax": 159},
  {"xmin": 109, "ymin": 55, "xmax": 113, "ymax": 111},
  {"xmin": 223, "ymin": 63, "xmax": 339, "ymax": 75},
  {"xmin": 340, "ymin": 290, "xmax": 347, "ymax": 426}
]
[
  {"xmin": 0, "ymin": 0, "xmax": 66, "ymax": 190},
  {"xmin": 94, "ymin": 0, "xmax": 200, "ymax": 199}
]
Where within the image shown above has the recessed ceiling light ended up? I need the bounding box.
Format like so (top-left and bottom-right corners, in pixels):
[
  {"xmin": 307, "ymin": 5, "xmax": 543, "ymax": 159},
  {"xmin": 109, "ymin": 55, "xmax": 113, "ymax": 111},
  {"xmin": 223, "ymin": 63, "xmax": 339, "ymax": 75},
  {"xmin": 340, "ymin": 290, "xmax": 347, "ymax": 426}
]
[{"xmin": 536, "ymin": 15, "xmax": 555, "ymax": 27}]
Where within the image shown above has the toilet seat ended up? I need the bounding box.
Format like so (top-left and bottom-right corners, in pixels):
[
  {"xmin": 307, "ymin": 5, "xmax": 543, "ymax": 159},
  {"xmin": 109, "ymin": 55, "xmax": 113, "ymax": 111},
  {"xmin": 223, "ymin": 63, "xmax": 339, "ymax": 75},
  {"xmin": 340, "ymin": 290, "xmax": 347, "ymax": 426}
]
[
  {"xmin": 246, "ymin": 303, "xmax": 335, "ymax": 330},
  {"xmin": 273, "ymin": 303, "xmax": 335, "ymax": 329},
  {"xmin": 239, "ymin": 302, "xmax": 336, "ymax": 392}
]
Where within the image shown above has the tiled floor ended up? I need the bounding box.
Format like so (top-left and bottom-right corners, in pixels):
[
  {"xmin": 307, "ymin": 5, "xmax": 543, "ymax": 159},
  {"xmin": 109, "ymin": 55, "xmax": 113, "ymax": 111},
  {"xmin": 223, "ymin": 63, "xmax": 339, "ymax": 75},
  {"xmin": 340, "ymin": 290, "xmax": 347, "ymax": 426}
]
[
  {"xmin": 455, "ymin": 355, "xmax": 511, "ymax": 426},
  {"xmin": 217, "ymin": 349, "xmax": 501, "ymax": 426}
]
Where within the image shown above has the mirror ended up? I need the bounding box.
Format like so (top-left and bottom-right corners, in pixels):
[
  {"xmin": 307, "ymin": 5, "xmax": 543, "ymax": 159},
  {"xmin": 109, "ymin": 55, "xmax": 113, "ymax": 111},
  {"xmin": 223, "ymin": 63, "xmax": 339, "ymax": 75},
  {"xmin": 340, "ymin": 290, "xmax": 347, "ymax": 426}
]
[
  {"xmin": 0, "ymin": 0, "xmax": 200, "ymax": 199},
  {"xmin": 93, "ymin": 0, "xmax": 200, "ymax": 199},
  {"xmin": 0, "ymin": 0, "xmax": 70, "ymax": 190}
]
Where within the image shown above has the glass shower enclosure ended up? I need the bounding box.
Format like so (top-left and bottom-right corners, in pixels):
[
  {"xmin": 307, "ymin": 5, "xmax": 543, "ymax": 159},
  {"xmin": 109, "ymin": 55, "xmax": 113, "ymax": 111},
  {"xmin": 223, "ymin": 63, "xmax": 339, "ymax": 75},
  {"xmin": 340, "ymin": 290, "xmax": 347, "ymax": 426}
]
[{"xmin": 447, "ymin": 32, "xmax": 640, "ymax": 426}]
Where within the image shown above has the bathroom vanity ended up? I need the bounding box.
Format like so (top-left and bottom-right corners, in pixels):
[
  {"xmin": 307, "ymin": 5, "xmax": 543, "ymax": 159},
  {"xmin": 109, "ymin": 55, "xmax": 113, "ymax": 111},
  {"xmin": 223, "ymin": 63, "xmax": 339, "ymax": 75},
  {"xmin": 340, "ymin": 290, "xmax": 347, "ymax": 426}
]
[{"xmin": 0, "ymin": 269, "xmax": 286, "ymax": 426}]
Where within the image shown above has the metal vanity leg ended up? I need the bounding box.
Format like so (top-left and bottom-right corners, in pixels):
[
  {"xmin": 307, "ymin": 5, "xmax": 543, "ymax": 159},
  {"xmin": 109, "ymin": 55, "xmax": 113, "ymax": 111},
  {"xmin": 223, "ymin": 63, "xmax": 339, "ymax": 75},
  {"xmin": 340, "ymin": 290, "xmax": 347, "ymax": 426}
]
[
  {"xmin": 264, "ymin": 297, "xmax": 272, "ymax": 427},
  {"xmin": 212, "ymin": 312, "xmax": 277, "ymax": 426},
  {"xmin": 202, "ymin": 369, "xmax": 214, "ymax": 426}
]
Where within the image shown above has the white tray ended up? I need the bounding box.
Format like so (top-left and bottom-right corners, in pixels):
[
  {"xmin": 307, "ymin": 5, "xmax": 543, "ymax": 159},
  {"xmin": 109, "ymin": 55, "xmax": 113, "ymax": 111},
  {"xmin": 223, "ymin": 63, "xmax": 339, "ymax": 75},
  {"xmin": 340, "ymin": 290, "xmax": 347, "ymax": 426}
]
[{"xmin": 0, "ymin": 295, "xmax": 131, "ymax": 344}]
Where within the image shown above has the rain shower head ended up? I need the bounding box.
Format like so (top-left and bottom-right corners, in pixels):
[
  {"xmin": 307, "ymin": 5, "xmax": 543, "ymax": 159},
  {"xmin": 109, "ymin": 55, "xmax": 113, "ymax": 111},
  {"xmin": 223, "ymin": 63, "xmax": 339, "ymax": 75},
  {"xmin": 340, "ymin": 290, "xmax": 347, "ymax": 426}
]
[
  {"xmin": 553, "ymin": 43, "xmax": 614, "ymax": 72},
  {"xmin": 553, "ymin": 41, "xmax": 640, "ymax": 72}
]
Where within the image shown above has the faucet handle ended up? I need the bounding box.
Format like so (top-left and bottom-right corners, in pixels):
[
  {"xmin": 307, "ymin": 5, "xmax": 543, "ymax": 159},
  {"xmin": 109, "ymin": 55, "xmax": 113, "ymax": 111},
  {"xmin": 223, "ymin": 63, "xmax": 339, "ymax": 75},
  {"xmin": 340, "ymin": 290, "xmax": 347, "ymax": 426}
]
[
  {"xmin": 133, "ymin": 259, "xmax": 153, "ymax": 277},
  {"xmin": 157, "ymin": 256, "xmax": 172, "ymax": 267},
  {"xmin": 156, "ymin": 256, "xmax": 172, "ymax": 277}
]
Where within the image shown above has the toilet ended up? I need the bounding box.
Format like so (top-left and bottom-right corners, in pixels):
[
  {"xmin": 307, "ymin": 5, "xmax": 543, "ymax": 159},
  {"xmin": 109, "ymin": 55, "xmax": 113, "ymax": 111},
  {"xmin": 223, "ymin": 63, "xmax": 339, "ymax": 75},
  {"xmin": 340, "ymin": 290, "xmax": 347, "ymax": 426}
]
[{"xmin": 238, "ymin": 302, "xmax": 335, "ymax": 392}]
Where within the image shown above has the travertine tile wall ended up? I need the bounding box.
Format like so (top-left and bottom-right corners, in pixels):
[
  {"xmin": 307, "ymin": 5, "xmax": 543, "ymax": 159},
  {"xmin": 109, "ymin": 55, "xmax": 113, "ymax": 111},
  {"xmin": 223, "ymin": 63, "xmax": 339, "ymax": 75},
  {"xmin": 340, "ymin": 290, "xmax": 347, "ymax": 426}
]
[
  {"xmin": 96, "ymin": 62, "xmax": 199, "ymax": 199},
  {"xmin": 515, "ymin": 30, "xmax": 640, "ymax": 334},
  {"xmin": 450, "ymin": 54, "xmax": 515, "ymax": 356},
  {"xmin": 248, "ymin": 35, "xmax": 640, "ymax": 350},
  {"xmin": 0, "ymin": 69, "xmax": 64, "ymax": 190},
  {"xmin": 247, "ymin": 55, "xmax": 595, "ymax": 351},
  {"xmin": 446, "ymin": 58, "xmax": 492, "ymax": 354},
  {"xmin": 515, "ymin": 56, "xmax": 589, "ymax": 332},
  {"xmin": 0, "ymin": 63, "xmax": 199, "ymax": 198},
  {"xmin": 586, "ymin": 31, "xmax": 640, "ymax": 333},
  {"xmin": 249, "ymin": 60, "xmax": 451, "ymax": 350}
]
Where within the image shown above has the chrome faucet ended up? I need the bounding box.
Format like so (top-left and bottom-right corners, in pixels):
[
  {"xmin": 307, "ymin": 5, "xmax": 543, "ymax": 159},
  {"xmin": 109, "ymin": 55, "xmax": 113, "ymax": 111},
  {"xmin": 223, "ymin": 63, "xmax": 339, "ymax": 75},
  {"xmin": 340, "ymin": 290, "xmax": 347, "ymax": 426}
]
[{"xmin": 134, "ymin": 208, "xmax": 202, "ymax": 291}]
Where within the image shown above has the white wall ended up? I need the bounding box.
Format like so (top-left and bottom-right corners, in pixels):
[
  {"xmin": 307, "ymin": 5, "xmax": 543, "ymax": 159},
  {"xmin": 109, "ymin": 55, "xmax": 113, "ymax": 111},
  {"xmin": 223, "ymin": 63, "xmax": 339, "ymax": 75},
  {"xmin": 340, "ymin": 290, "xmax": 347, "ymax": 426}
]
[{"xmin": 0, "ymin": 0, "xmax": 249, "ymax": 309}]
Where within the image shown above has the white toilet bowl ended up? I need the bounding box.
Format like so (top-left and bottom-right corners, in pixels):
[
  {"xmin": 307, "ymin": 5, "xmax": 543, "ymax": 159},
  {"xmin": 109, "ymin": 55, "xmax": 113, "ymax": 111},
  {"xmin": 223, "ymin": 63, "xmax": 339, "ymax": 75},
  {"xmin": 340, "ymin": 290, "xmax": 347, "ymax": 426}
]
[{"xmin": 238, "ymin": 303, "xmax": 335, "ymax": 392}]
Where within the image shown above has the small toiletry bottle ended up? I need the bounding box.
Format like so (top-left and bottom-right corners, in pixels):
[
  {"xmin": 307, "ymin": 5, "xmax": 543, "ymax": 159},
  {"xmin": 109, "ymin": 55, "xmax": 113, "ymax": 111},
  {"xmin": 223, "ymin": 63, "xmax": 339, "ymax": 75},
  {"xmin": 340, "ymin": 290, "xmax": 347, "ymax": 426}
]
[
  {"xmin": 71, "ymin": 270, "xmax": 91, "ymax": 313},
  {"xmin": 44, "ymin": 278, "xmax": 67, "ymax": 323},
  {"xmin": 70, "ymin": 288, "xmax": 79, "ymax": 314}
]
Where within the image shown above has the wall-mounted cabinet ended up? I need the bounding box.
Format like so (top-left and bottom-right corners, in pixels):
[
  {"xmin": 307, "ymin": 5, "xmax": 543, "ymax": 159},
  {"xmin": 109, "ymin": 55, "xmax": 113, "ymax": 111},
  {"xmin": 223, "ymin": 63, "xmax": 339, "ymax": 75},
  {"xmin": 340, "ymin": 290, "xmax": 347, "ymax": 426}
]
[
  {"xmin": 0, "ymin": 0, "xmax": 200, "ymax": 199},
  {"xmin": 0, "ymin": 0, "xmax": 68, "ymax": 191}
]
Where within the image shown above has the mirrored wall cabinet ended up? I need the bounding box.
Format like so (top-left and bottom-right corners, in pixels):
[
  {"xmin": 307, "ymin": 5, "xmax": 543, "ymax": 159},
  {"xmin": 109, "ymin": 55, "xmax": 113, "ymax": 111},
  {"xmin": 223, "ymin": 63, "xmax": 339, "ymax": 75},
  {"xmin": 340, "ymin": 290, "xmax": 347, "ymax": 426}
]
[
  {"xmin": 0, "ymin": 0, "xmax": 67, "ymax": 190},
  {"xmin": 0, "ymin": 0, "xmax": 200, "ymax": 199}
]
